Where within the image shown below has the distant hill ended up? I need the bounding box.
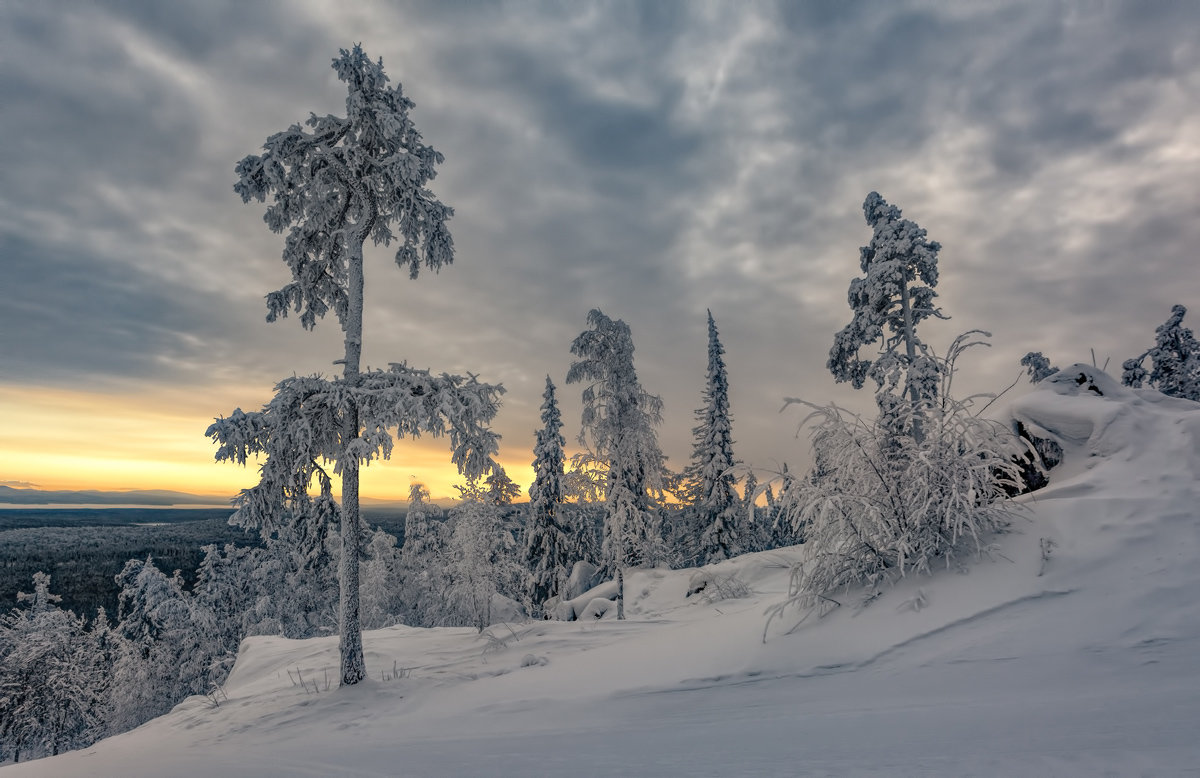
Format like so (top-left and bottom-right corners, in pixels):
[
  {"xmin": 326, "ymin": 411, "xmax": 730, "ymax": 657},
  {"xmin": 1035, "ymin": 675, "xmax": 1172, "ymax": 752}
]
[{"xmin": 0, "ymin": 485, "xmax": 228, "ymax": 506}]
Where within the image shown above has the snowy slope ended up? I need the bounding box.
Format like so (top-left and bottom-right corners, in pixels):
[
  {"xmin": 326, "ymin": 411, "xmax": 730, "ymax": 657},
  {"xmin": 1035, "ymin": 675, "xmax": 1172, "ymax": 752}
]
[{"xmin": 6, "ymin": 369, "xmax": 1200, "ymax": 776}]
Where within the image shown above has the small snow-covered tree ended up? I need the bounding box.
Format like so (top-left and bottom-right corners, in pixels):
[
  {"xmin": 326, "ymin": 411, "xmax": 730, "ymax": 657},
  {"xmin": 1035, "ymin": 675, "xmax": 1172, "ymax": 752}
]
[
  {"xmin": 765, "ymin": 465, "xmax": 803, "ymax": 549},
  {"xmin": 829, "ymin": 192, "xmax": 944, "ymax": 441},
  {"xmin": 0, "ymin": 574, "xmax": 107, "ymax": 762},
  {"xmin": 441, "ymin": 480, "xmax": 522, "ymax": 631},
  {"xmin": 401, "ymin": 483, "xmax": 438, "ymax": 565},
  {"xmin": 110, "ymin": 558, "xmax": 216, "ymax": 731},
  {"xmin": 1121, "ymin": 304, "xmax": 1200, "ymax": 401},
  {"xmin": 771, "ymin": 333, "xmax": 1021, "ymax": 624},
  {"xmin": 567, "ymin": 310, "xmax": 666, "ymax": 614},
  {"xmin": 683, "ymin": 311, "xmax": 742, "ymax": 564},
  {"xmin": 485, "ymin": 467, "xmax": 522, "ymax": 506},
  {"xmin": 193, "ymin": 543, "xmax": 261, "ymax": 675},
  {"xmin": 523, "ymin": 376, "xmax": 574, "ymax": 613},
  {"xmin": 397, "ymin": 482, "xmax": 450, "ymax": 627},
  {"xmin": 223, "ymin": 43, "xmax": 501, "ymax": 686},
  {"xmin": 360, "ymin": 527, "xmax": 403, "ymax": 630},
  {"xmin": 1020, "ymin": 351, "xmax": 1059, "ymax": 383}
]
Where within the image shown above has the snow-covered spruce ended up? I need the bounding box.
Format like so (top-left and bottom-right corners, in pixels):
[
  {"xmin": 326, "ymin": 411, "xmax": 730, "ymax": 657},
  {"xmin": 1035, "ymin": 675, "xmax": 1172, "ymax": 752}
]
[
  {"xmin": 682, "ymin": 311, "xmax": 743, "ymax": 564},
  {"xmin": 110, "ymin": 558, "xmax": 227, "ymax": 733},
  {"xmin": 360, "ymin": 527, "xmax": 404, "ymax": 631},
  {"xmin": 523, "ymin": 377, "xmax": 577, "ymax": 615},
  {"xmin": 225, "ymin": 44, "xmax": 498, "ymax": 686},
  {"xmin": 397, "ymin": 483, "xmax": 450, "ymax": 628}
]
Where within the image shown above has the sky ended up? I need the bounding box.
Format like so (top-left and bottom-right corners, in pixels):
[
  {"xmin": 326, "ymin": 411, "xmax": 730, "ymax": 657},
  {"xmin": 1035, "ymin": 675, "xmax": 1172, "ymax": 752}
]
[{"xmin": 1, "ymin": 0, "xmax": 1198, "ymax": 503}]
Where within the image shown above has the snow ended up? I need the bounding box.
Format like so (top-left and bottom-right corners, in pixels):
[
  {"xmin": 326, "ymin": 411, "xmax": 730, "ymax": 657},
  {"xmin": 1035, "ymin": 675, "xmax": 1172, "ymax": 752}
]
[{"xmin": 7, "ymin": 375, "xmax": 1200, "ymax": 776}]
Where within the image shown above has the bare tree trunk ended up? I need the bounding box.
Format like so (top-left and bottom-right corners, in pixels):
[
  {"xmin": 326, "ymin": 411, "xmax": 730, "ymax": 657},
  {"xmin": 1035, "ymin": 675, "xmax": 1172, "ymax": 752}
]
[
  {"xmin": 338, "ymin": 238, "xmax": 366, "ymax": 686},
  {"xmin": 898, "ymin": 279, "xmax": 925, "ymax": 444},
  {"xmin": 616, "ymin": 567, "xmax": 625, "ymax": 620}
]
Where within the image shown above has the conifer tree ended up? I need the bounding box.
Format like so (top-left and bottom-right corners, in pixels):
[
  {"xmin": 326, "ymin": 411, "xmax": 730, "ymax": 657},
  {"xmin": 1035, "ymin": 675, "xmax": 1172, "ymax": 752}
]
[
  {"xmin": 567, "ymin": 310, "xmax": 665, "ymax": 616},
  {"xmin": 524, "ymin": 376, "xmax": 573, "ymax": 613},
  {"xmin": 217, "ymin": 45, "xmax": 502, "ymax": 685},
  {"xmin": 485, "ymin": 466, "xmax": 522, "ymax": 506},
  {"xmin": 829, "ymin": 192, "xmax": 944, "ymax": 440},
  {"xmin": 1121, "ymin": 304, "xmax": 1200, "ymax": 401},
  {"xmin": 684, "ymin": 311, "xmax": 742, "ymax": 563}
]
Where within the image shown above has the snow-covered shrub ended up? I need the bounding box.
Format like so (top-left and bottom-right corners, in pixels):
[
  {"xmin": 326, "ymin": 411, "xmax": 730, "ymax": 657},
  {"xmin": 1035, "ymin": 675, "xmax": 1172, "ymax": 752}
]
[
  {"xmin": 772, "ymin": 334, "xmax": 1022, "ymax": 618},
  {"xmin": 520, "ymin": 653, "xmax": 547, "ymax": 668},
  {"xmin": 1121, "ymin": 304, "xmax": 1200, "ymax": 401},
  {"xmin": 686, "ymin": 570, "xmax": 752, "ymax": 603}
]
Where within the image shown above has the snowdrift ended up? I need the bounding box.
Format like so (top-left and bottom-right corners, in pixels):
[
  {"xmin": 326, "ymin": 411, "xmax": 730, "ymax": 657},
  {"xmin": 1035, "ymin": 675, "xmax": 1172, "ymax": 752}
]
[{"xmin": 7, "ymin": 370, "xmax": 1200, "ymax": 776}]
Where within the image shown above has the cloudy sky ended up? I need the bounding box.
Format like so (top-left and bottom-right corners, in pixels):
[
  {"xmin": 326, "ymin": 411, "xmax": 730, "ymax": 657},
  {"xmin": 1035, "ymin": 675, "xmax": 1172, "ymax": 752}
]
[{"xmin": 2, "ymin": 0, "xmax": 1197, "ymax": 502}]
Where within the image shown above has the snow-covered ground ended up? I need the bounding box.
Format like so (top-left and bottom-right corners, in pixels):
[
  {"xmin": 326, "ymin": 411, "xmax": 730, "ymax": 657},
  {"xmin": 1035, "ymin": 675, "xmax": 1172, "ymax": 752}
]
[{"xmin": 7, "ymin": 369, "xmax": 1200, "ymax": 776}]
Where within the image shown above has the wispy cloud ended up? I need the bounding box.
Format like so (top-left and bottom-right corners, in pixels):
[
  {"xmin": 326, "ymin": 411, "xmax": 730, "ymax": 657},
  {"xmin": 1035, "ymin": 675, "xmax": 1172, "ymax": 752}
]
[{"xmin": 2, "ymin": 0, "xmax": 1197, "ymax": 495}]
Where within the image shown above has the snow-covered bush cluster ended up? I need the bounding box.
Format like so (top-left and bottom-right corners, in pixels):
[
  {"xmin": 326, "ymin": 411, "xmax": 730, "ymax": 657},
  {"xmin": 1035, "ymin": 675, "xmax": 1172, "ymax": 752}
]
[{"xmin": 773, "ymin": 337, "xmax": 1022, "ymax": 615}]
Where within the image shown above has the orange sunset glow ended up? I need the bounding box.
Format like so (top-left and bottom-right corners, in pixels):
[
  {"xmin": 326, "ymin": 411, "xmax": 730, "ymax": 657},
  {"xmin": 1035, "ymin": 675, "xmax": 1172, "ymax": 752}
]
[{"xmin": 0, "ymin": 384, "xmax": 535, "ymax": 503}]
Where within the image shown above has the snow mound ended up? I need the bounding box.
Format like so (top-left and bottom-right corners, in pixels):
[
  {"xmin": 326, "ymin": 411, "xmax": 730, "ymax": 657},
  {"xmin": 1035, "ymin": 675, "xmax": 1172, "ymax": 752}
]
[
  {"xmin": 9, "ymin": 376, "xmax": 1200, "ymax": 775},
  {"xmin": 1012, "ymin": 363, "xmax": 1200, "ymax": 463}
]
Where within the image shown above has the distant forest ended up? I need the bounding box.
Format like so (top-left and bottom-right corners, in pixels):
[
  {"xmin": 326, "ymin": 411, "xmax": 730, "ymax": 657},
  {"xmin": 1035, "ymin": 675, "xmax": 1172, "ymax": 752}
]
[{"xmin": 0, "ymin": 508, "xmax": 409, "ymax": 618}]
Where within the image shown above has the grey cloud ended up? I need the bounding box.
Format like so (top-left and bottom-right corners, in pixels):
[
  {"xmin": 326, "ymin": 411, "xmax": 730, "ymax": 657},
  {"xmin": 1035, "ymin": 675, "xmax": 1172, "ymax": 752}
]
[
  {"xmin": 2, "ymin": 0, "xmax": 1197, "ymax": 483},
  {"xmin": 0, "ymin": 235, "xmax": 244, "ymax": 385}
]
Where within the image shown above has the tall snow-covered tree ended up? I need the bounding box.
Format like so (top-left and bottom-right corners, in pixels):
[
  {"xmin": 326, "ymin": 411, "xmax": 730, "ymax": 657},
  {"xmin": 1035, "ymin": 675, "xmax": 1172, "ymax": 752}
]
[
  {"xmin": 523, "ymin": 376, "xmax": 574, "ymax": 613},
  {"xmin": 221, "ymin": 45, "xmax": 501, "ymax": 685},
  {"xmin": 829, "ymin": 192, "xmax": 944, "ymax": 440},
  {"xmin": 567, "ymin": 309, "xmax": 666, "ymax": 615},
  {"xmin": 1121, "ymin": 304, "xmax": 1200, "ymax": 401},
  {"xmin": 683, "ymin": 311, "xmax": 742, "ymax": 564}
]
